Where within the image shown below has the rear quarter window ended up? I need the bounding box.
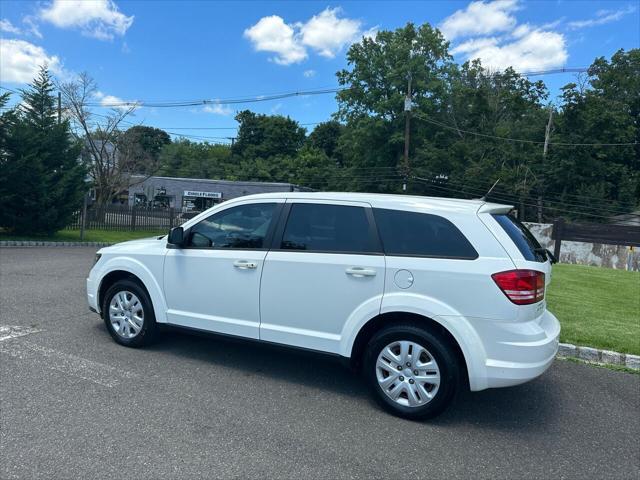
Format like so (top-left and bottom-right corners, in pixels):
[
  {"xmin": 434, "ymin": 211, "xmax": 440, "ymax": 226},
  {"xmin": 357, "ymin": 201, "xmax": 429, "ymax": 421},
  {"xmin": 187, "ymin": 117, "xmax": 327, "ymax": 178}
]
[
  {"xmin": 492, "ymin": 214, "xmax": 546, "ymax": 262},
  {"xmin": 373, "ymin": 208, "xmax": 478, "ymax": 259}
]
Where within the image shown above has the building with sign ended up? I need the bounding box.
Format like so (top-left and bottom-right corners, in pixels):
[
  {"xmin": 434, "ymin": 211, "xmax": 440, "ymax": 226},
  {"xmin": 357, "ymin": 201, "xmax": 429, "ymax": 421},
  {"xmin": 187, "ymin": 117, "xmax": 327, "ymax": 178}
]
[{"xmin": 127, "ymin": 175, "xmax": 309, "ymax": 211}]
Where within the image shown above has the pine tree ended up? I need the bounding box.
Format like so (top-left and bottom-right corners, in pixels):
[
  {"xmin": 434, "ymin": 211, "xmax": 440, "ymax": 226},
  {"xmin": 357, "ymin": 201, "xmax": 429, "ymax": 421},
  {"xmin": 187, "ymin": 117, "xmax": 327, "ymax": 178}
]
[{"xmin": 0, "ymin": 67, "xmax": 86, "ymax": 235}]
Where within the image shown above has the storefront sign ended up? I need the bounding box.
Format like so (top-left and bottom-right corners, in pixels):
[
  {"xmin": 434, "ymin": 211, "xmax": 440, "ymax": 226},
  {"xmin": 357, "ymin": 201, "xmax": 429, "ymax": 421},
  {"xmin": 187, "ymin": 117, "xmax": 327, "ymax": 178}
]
[{"xmin": 183, "ymin": 190, "xmax": 222, "ymax": 199}]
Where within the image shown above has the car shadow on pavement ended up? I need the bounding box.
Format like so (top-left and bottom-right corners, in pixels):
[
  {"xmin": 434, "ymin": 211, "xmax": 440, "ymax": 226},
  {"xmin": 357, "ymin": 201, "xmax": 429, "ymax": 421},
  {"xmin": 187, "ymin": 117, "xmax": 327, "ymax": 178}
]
[{"xmin": 94, "ymin": 322, "xmax": 560, "ymax": 429}]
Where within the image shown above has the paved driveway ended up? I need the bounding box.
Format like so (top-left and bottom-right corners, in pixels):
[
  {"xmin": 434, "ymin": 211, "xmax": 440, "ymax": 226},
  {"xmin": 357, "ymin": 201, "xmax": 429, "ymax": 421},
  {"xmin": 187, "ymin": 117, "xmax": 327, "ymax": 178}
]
[{"xmin": 1, "ymin": 247, "xmax": 638, "ymax": 479}]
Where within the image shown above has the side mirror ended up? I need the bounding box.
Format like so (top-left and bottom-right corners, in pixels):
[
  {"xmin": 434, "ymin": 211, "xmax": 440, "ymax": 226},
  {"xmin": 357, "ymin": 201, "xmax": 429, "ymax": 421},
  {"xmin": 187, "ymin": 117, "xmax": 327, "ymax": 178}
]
[{"xmin": 168, "ymin": 226, "xmax": 185, "ymax": 247}]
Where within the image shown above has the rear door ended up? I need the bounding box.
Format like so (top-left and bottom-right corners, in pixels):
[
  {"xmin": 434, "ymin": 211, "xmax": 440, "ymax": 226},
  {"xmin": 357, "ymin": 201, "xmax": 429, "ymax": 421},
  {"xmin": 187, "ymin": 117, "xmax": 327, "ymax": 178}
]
[{"xmin": 259, "ymin": 200, "xmax": 385, "ymax": 354}]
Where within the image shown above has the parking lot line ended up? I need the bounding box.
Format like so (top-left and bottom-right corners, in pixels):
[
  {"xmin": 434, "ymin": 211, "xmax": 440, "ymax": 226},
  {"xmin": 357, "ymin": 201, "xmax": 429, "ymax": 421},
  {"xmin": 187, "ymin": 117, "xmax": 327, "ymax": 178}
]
[{"xmin": 0, "ymin": 326, "xmax": 138, "ymax": 388}]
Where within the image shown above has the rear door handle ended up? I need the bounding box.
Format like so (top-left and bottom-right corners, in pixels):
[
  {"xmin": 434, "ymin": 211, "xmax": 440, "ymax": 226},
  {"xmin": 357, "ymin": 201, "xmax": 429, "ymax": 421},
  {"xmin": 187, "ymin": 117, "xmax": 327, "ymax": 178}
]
[
  {"xmin": 345, "ymin": 267, "xmax": 377, "ymax": 277},
  {"xmin": 233, "ymin": 260, "xmax": 258, "ymax": 270}
]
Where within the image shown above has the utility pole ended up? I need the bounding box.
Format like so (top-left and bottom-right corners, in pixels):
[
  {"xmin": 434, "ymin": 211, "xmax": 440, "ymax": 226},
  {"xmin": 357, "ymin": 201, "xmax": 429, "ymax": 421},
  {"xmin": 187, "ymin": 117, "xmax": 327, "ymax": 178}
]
[
  {"xmin": 57, "ymin": 92, "xmax": 62, "ymax": 125},
  {"xmin": 402, "ymin": 72, "xmax": 412, "ymax": 192},
  {"xmin": 538, "ymin": 107, "xmax": 553, "ymax": 222}
]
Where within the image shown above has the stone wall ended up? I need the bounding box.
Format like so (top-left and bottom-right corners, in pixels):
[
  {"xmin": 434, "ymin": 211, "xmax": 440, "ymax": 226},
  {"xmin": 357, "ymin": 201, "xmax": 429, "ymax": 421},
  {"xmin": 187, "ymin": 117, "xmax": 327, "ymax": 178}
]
[{"xmin": 523, "ymin": 222, "xmax": 640, "ymax": 271}]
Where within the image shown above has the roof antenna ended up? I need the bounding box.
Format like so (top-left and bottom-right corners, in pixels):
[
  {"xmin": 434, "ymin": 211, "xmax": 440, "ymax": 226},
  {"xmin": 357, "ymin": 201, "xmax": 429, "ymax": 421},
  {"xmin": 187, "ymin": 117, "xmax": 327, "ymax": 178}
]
[{"xmin": 480, "ymin": 178, "xmax": 500, "ymax": 201}]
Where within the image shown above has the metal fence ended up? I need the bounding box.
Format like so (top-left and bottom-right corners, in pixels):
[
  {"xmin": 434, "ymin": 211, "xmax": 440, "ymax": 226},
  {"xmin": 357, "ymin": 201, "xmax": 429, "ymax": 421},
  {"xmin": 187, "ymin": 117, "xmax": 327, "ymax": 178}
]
[{"xmin": 66, "ymin": 205, "xmax": 204, "ymax": 231}]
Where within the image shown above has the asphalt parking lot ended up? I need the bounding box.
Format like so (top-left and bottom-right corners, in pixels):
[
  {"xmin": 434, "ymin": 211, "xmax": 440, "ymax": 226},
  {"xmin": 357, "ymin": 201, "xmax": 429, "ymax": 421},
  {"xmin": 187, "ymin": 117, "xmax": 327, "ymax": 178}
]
[{"xmin": 1, "ymin": 247, "xmax": 638, "ymax": 479}]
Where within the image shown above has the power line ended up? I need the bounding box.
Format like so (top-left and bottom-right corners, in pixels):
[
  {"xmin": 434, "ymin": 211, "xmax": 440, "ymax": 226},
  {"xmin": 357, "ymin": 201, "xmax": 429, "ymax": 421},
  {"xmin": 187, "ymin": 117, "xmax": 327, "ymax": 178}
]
[
  {"xmin": 413, "ymin": 112, "xmax": 638, "ymax": 147},
  {"xmin": 520, "ymin": 67, "xmax": 588, "ymax": 76},
  {"xmin": 411, "ymin": 176, "xmax": 636, "ymax": 220},
  {"xmin": 412, "ymin": 170, "xmax": 637, "ymax": 216},
  {"xmin": 82, "ymin": 87, "xmax": 346, "ymax": 108}
]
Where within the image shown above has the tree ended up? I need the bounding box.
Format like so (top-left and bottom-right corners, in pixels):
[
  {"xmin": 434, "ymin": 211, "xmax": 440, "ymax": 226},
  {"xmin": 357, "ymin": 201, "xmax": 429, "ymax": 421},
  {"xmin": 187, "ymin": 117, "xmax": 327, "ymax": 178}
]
[
  {"xmin": 59, "ymin": 72, "xmax": 138, "ymax": 207},
  {"xmin": 546, "ymin": 49, "xmax": 640, "ymax": 220},
  {"xmin": 334, "ymin": 23, "xmax": 454, "ymax": 192},
  {"xmin": 0, "ymin": 67, "xmax": 85, "ymax": 235},
  {"xmin": 158, "ymin": 139, "xmax": 232, "ymax": 179},
  {"xmin": 306, "ymin": 120, "xmax": 344, "ymax": 163},
  {"xmin": 232, "ymin": 110, "xmax": 306, "ymax": 159},
  {"xmin": 119, "ymin": 126, "xmax": 171, "ymax": 175}
]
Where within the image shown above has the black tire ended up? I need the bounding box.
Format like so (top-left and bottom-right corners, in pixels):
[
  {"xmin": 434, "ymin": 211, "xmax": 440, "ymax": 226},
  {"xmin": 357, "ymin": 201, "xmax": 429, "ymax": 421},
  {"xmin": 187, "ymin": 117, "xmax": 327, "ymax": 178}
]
[
  {"xmin": 102, "ymin": 278, "xmax": 158, "ymax": 347},
  {"xmin": 363, "ymin": 323, "xmax": 460, "ymax": 420}
]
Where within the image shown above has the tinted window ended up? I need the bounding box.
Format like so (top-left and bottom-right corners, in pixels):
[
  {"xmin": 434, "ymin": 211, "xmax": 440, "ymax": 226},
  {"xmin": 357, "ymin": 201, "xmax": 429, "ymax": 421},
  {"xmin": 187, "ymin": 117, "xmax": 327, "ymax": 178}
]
[
  {"xmin": 492, "ymin": 214, "xmax": 546, "ymax": 262},
  {"xmin": 373, "ymin": 208, "xmax": 478, "ymax": 259},
  {"xmin": 281, "ymin": 203, "xmax": 377, "ymax": 253},
  {"xmin": 188, "ymin": 203, "xmax": 276, "ymax": 249}
]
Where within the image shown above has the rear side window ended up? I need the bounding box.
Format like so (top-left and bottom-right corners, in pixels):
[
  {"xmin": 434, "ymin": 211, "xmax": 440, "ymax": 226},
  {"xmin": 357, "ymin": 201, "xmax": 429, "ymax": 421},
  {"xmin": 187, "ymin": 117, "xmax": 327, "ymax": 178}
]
[
  {"xmin": 492, "ymin": 214, "xmax": 546, "ymax": 262},
  {"xmin": 373, "ymin": 208, "xmax": 478, "ymax": 259},
  {"xmin": 281, "ymin": 203, "xmax": 377, "ymax": 254}
]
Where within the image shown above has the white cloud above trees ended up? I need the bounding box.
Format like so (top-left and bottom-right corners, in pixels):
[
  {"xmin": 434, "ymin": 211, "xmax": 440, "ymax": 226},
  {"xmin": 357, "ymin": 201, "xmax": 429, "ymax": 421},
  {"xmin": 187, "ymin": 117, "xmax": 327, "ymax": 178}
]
[
  {"xmin": 0, "ymin": 39, "xmax": 62, "ymax": 83},
  {"xmin": 39, "ymin": 0, "xmax": 133, "ymax": 40},
  {"xmin": 441, "ymin": 0, "xmax": 568, "ymax": 71},
  {"xmin": 244, "ymin": 7, "xmax": 372, "ymax": 65}
]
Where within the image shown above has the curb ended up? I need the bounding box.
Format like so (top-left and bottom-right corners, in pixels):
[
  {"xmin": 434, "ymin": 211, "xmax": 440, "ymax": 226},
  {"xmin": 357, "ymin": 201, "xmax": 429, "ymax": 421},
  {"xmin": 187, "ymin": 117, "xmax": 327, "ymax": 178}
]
[
  {"xmin": 558, "ymin": 343, "xmax": 640, "ymax": 370},
  {"xmin": 0, "ymin": 240, "xmax": 112, "ymax": 247}
]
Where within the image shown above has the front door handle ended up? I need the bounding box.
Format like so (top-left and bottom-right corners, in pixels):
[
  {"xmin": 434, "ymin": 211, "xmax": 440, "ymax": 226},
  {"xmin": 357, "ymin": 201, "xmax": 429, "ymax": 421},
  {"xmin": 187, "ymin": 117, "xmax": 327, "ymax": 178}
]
[
  {"xmin": 233, "ymin": 260, "xmax": 258, "ymax": 270},
  {"xmin": 345, "ymin": 267, "xmax": 377, "ymax": 277}
]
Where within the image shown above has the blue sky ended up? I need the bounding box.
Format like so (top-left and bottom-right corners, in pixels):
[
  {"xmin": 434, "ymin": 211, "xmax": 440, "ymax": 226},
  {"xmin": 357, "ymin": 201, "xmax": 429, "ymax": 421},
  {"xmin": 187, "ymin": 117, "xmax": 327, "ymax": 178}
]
[{"xmin": 1, "ymin": 0, "xmax": 638, "ymax": 143}]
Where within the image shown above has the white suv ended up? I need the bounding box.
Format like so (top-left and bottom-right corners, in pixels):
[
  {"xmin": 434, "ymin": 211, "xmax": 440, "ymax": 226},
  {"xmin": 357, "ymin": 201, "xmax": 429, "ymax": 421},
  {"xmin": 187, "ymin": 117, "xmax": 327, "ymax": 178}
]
[{"xmin": 87, "ymin": 192, "xmax": 560, "ymax": 419}]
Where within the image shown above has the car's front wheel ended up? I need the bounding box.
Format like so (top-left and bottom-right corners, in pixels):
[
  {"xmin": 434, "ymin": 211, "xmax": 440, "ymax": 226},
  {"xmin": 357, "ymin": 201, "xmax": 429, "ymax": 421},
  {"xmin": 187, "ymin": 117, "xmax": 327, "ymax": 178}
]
[
  {"xmin": 363, "ymin": 324, "xmax": 460, "ymax": 420},
  {"xmin": 102, "ymin": 279, "xmax": 158, "ymax": 347}
]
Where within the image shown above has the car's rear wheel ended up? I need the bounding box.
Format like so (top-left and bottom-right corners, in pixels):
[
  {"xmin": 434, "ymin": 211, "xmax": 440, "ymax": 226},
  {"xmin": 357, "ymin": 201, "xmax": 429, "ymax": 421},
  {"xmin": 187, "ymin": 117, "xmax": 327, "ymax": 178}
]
[
  {"xmin": 363, "ymin": 324, "xmax": 460, "ymax": 420},
  {"xmin": 102, "ymin": 279, "xmax": 158, "ymax": 347}
]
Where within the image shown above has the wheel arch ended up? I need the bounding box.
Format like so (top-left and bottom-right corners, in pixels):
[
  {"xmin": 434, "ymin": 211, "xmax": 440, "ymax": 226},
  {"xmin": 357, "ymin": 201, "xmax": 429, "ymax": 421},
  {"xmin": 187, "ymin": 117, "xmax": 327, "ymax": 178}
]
[
  {"xmin": 99, "ymin": 271, "xmax": 149, "ymax": 312},
  {"xmin": 347, "ymin": 311, "xmax": 481, "ymax": 390},
  {"xmin": 95, "ymin": 258, "xmax": 168, "ymax": 323}
]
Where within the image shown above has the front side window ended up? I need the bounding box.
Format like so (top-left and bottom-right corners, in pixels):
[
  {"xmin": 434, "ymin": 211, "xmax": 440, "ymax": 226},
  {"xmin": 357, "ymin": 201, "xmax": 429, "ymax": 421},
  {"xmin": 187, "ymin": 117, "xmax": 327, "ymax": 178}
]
[
  {"xmin": 281, "ymin": 203, "xmax": 377, "ymax": 254},
  {"xmin": 187, "ymin": 203, "xmax": 277, "ymax": 249},
  {"xmin": 373, "ymin": 208, "xmax": 478, "ymax": 259}
]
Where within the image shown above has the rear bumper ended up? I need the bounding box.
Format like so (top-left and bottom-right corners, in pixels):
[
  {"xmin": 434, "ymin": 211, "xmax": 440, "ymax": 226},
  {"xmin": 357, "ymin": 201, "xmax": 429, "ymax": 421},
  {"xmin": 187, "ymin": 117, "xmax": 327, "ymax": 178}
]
[{"xmin": 469, "ymin": 309, "xmax": 560, "ymax": 391}]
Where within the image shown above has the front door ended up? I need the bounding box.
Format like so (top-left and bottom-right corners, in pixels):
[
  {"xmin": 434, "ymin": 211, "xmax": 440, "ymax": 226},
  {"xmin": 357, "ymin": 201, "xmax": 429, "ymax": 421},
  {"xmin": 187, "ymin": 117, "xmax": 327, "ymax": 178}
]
[
  {"xmin": 259, "ymin": 200, "xmax": 385, "ymax": 353},
  {"xmin": 164, "ymin": 200, "xmax": 283, "ymax": 338}
]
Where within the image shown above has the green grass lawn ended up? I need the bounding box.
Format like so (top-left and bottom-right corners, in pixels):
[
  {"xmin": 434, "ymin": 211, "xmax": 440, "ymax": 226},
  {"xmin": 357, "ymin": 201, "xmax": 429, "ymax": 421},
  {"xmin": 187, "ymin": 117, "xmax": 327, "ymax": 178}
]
[
  {"xmin": 547, "ymin": 264, "xmax": 640, "ymax": 355},
  {"xmin": 0, "ymin": 229, "xmax": 166, "ymax": 244}
]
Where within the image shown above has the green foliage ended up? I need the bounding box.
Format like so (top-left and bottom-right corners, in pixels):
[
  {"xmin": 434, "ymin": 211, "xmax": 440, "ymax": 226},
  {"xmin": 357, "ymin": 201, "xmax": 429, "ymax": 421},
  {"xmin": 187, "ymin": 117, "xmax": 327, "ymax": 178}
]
[
  {"xmin": 119, "ymin": 126, "xmax": 171, "ymax": 175},
  {"xmin": 306, "ymin": 120, "xmax": 344, "ymax": 162},
  {"xmin": 231, "ymin": 110, "xmax": 306, "ymax": 159},
  {"xmin": 546, "ymin": 49, "xmax": 639, "ymax": 220},
  {"xmin": 158, "ymin": 139, "xmax": 232, "ymax": 178},
  {"xmin": 0, "ymin": 67, "xmax": 86, "ymax": 235}
]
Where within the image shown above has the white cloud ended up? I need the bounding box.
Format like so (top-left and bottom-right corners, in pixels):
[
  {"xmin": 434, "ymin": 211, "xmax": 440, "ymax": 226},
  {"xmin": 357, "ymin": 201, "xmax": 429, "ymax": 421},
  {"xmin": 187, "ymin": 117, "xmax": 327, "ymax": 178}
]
[
  {"xmin": 298, "ymin": 7, "xmax": 362, "ymax": 58},
  {"xmin": 1, "ymin": 19, "xmax": 22, "ymax": 35},
  {"xmin": 568, "ymin": 5, "xmax": 636, "ymax": 29},
  {"xmin": 23, "ymin": 16, "xmax": 43, "ymax": 38},
  {"xmin": 244, "ymin": 15, "xmax": 307, "ymax": 65},
  {"xmin": 39, "ymin": 0, "xmax": 134, "ymax": 40},
  {"xmin": 0, "ymin": 39, "xmax": 62, "ymax": 83},
  {"xmin": 451, "ymin": 37, "xmax": 499, "ymax": 55},
  {"xmin": 303, "ymin": 69, "xmax": 316, "ymax": 78},
  {"xmin": 443, "ymin": 0, "xmax": 569, "ymax": 72},
  {"xmin": 94, "ymin": 90, "xmax": 140, "ymax": 111},
  {"xmin": 202, "ymin": 103, "xmax": 233, "ymax": 116},
  {"xmin": 439, "ymin": 0, "xmax": 519, "ymax": 40},
  {"xmin": 245, "ymin": 8, "xmax": 371, "ymax": 65},
  {"xmin": 457, "ymin": 29, "xmax": 567, "ymax": 71}
]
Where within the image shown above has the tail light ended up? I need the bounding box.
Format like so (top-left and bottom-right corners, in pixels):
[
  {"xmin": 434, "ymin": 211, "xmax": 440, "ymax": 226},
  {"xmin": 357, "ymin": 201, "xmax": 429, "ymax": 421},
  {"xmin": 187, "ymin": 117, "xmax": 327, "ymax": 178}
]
[{"xmin": 491, "ymin": 269, "xmax": 545, "ymax": 305}]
